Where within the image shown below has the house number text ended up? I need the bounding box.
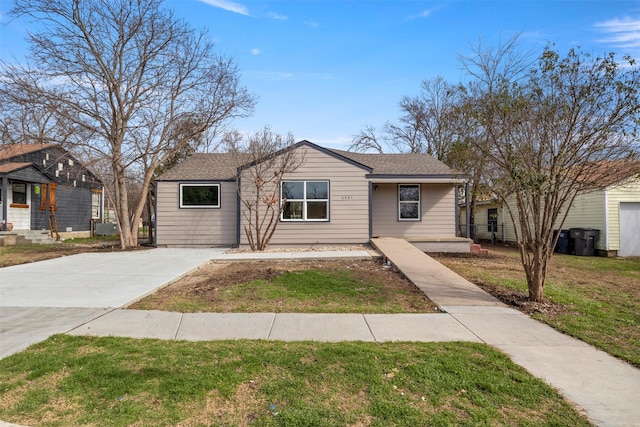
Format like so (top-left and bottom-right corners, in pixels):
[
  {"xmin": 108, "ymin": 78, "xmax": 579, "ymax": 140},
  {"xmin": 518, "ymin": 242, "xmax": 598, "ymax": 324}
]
[{"xmin": 341, "ymin": 196, "xmax": 353, "ymax": 200}]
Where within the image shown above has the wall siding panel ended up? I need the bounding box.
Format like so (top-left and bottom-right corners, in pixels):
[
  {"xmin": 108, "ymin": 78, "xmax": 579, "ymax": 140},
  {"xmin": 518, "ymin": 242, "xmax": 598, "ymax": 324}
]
[
  {"xmin": 31, "ymin": 186, "xmax": 94, "ymax": 231},
  {"xmin": 156, "ymin": 181, "xmax": 238, "ymax": 246},
  {"xmin": 372, "ymin": 183, "xmax": 456, "ymax": 238},
  {"xmin": 501, "ymin": 191, "xmax": 607, "ymax": 250},
  {"xmin": 239, "ymin": 146, "xmax": 370, "ymax": 246}
]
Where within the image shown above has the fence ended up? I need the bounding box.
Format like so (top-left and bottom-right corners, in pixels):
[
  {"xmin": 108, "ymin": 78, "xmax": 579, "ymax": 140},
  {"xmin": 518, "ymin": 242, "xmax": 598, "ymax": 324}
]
[{"xmin": 458, "ymin": 223, "xmax": 506, "ymax": 244}]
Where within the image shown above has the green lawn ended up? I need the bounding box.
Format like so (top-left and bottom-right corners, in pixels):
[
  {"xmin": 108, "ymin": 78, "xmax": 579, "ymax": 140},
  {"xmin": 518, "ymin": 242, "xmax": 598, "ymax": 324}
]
[
  {"xmin": 132, "ymin": 260, "xmax": 437, "ymax": 313},
  {"xmin": 0, "ymin": 336, "xmax": 591, "ymax": 426},
  {"xmin": 434, "ymin": 247, "xmax": 640, "ymax": 367}
]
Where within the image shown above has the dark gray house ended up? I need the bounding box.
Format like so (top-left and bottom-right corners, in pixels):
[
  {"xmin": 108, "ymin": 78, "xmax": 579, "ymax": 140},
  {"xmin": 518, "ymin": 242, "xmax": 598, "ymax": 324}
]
[{"xmin": 0, "ymin": 144, "xmax": 103, "ymax": 234}]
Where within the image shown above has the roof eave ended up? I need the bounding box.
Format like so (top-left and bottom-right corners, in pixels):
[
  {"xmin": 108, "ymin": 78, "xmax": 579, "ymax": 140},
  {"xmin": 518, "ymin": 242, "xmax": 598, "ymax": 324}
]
[{"xmin": 367, "ymin": 174, "xmax": 469, "ymax": 184}]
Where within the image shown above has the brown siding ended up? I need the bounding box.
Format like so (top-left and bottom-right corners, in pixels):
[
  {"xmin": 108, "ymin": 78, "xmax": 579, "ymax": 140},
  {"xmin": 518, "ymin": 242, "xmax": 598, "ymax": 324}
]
[
  {"xmin": 156, "ymin": 181, "xmax": 238, "ymax": 246},
  {"xmin": 239, "ymin": 146, "xmax": 370, "ymax": 246},
  {"xmin": 372, "ymin": 183, "xmax": 456, "ymax": 238}
]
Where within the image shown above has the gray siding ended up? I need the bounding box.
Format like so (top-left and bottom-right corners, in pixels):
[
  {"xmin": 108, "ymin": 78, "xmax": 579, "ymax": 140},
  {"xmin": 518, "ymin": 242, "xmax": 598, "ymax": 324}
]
[
  {"xmin": 240, "ymin": 146, "xmax": 371, "ymax": 246},
  {"xmin": 31, "ymin": 185, "xmax": 93, "ymax": 231},
  {"xmin": 156, "ymin": 181, "xmax": 238, "ymax": 246},
  {"xmin": 372, "ymin": 183, "xmax": 456, "ymax": 238}
]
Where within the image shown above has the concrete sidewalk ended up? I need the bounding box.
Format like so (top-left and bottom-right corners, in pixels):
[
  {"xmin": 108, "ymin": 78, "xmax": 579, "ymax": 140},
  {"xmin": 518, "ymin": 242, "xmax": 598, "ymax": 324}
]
[{"xmin": 68, "ymin": 310, "xmax": 481, "ymax": 342}]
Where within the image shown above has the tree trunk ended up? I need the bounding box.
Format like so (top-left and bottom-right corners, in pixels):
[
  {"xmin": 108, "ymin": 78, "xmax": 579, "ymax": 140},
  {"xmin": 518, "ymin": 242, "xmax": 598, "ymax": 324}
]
[
  {"xmin": 114, "ymin": 166, "xmax": 137, "ymax": 249},
  {"xmin": 523, "ymin": 244, "xmax": 549, "ymax": 302}
]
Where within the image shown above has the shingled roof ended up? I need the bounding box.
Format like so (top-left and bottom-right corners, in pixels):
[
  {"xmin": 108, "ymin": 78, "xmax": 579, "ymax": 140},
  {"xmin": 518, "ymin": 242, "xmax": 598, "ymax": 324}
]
[
  {"xmin": 155, "ymin": 153, "xmax": 238, "ymax": 181},
  {"xmin": 0, "ymin": 143, "xmax": 55, "ymax": 160},
  {"xmin": 328, "ymin": 148, "xmax": 459, "ymax": 176},
  {"xmin": 157, "ymin": 141, "xmax": 463, "ymax": 181}
]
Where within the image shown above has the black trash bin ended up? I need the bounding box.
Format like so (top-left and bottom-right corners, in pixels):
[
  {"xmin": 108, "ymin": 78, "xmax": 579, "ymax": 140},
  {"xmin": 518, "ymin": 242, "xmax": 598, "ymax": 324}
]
[
  {"xmin": 569, "ymin": 228, "xmax": 600, "ymax": 256},
  {"xmin": 554, "ymin": 229, "xmax": 570, "ymax": 254}
]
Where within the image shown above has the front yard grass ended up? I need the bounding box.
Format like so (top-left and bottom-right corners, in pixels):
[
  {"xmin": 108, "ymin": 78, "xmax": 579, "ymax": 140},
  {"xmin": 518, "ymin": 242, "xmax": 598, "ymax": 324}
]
[
  {"xmin": 433, "ymin": 246, "xmax": 640, "ymax": 367},
  {"xmin": 0, "ymin": 335, "xmax": 591, "ymax": 426}
]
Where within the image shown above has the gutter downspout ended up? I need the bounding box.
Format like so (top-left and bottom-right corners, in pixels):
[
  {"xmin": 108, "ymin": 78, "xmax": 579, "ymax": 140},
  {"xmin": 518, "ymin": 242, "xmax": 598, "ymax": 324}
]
[
  {"xmin": 236, "ymin": 176, "xmax": 241, "ymax": 247},
  {"xmin": 368, "ymin": 181, "xmax": 373, "ymax": 240},
  {"xmin": 1, "ymin": 177, "xmax": 8, "ymax": 231},
  {"xmin": 603, "ymin": 189, "xmax": 609, "ymax": 252},
  {"xmin": 153, "ymin": 185, "xmax": 157, "ymax": 247}
]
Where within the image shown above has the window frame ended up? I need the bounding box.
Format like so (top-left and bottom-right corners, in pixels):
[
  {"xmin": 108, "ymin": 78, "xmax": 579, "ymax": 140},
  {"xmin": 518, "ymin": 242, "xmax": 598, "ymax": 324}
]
[
  {"xmin": 11, "ymin": 182, "xmax": 27, "ymax": 205},
  {"xmin": 487, "ymin": 207, "xmax": 498, "ymax": 233},
  {"xmin": 398, "ymin": 184, "xmax": 421, "ymax": 221},
  {"xmin": 280, "ymin": 180, "xmax": 330, "ymax": 222},
  {"xmin": 179, "ymin": 183, "xmax": 221, "ymax": 209},
  {"xmin": 91, "ymin": 190, "xmax": 102, "ymax": 219}
]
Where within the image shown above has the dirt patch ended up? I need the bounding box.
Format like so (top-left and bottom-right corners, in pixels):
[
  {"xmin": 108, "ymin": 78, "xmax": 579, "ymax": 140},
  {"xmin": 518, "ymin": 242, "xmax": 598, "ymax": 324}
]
[
  {"xmin": 0, "ymin": 241, "xmax": 147, "ymax": 268},
  {"xmin": 474, "ymin": 282, "xmax": 568, "ymax": 316},
  {"xmin": 131, "ymin": 259, "xmax": 438, "ymax": 313}
]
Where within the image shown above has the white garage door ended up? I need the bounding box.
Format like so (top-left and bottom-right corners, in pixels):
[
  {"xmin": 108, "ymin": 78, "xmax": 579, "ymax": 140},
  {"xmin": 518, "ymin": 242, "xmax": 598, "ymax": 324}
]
[{"xmin": 619, "ymin": 203, "xmax": 640, "ymax": 257}]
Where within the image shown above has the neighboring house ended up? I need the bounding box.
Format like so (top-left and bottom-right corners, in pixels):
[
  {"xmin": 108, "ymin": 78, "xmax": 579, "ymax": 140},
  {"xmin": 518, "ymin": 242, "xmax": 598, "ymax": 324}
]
[
  {"xmin": 459, "ymin": 161, "xmax": 640, "ymax": 257},
  {"xmin": 155, "ymin": 140, "xmax": 470, "ymax": 251},
  {"xmin": 0, "ymin": 144, "xmax": 104, "ymax": 234},
  {"xmin": 458, "ymin": 200, "xmax": 505, "ymax": 243}
]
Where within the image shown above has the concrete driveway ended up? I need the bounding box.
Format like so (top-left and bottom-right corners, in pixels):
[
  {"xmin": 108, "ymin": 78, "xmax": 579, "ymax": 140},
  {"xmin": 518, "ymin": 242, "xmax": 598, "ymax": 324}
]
[{"xmin": 0, "ymin": 248, "xmax": 226, "ymax": 358}]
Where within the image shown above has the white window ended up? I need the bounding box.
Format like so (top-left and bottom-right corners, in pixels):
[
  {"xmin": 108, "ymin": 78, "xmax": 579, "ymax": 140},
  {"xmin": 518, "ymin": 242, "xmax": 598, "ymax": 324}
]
[
  {"xmin": 180, "ymin": 183, "xmax": 220, "ymax": 208},
  {"xmin": 281, "ymin": 180, "xmax": 329, "ymax": 221},
  {"xmin": 398, "ymin": 184, "xmax": 420, "ymax": 221},
  {"xmin": 91, "ymin": 192, "xmax": 102, "ymax": 219}
]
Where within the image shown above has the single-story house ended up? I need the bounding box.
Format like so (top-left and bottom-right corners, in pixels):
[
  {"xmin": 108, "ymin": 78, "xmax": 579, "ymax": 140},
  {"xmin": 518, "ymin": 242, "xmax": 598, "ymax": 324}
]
[
  {"xmin": 459, "ymin": 161, "xmax": 640, "ymax": 256},
  {"xmin": 0, "ymin": 144, "xmax": 104, "ymax": 235},
  {"xmin": 458, "ymin": 200, "xmax": 505, "ymax": 243},
  {"xmin": 155, "ymin": 140, "xmax": 470, "ymax": 251}
]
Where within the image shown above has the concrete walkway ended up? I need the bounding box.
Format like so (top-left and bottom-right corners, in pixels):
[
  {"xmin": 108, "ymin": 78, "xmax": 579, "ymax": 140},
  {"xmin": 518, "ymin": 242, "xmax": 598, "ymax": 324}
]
[
  {"xmin": 1, "ymin": 242, "xmax": 639, "ymax": 426},
  {"xmin": 371, "ymin": 237, "xmax": 640, "ymax": 427}
]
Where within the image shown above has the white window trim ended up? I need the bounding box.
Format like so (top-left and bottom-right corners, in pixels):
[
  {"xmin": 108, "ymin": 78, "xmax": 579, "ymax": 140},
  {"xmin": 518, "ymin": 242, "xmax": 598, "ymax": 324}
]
[
  {"xmin": 398, "ymin": 184, "xmax": 421, "ymax": 221},
  {"xmin": 281, "ymin": 180, "xmax": 329, "ymax": 222},
  {"xmin": 179, "ymin": 183, "xmax": 221, "ymax": 209}
]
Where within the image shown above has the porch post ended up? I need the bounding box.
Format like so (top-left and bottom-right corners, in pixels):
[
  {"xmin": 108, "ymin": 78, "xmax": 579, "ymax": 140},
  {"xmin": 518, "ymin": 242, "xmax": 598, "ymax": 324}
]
[
  {"xmin": 1, "ymin": 177, "xmax": 8, "ymax": 231},
  {"xmin": 465, "ymin": 181, "xmax": 470, "ymax": 239},
  {"xmin": 454, "ymin": 185, "xmax": 460, "ymax": 237}
]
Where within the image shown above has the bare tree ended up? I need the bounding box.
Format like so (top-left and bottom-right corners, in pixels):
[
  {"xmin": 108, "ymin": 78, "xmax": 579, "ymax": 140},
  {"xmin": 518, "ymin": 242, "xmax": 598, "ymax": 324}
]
[
  {"xmin": 2, "ymin": 0, "xmax": 256, "ymax": 248},
  {"xmin": 225, "ymin": 127, "xmax": 305, "ymax": 251},
  {"xmin": 348, "ymin": 124, "xmax": 385, "ymax": 153},
  {"xmin": 461, "ymin": 37, "xmax": 640, "ymax": 301}
]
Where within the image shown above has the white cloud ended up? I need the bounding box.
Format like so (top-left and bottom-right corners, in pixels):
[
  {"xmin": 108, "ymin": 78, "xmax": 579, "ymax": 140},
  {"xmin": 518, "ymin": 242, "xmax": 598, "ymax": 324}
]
[
  {"xmin": 407, "ymin": 8, "xmax": 435, "ymax": 20},
  {"xmin": 267, "ymin": 12, "xmax": 288, "ymax": 21},
  {"xmin": 251, "ymin": 48, "xmax": 261, "ymax": 55},
  {"xmin": 198, "ymin": 0, "xmax": 249, "ymax": 16},
  {"xmin": 304, "ymin": 20, "xmax": 320, "ymax": 29},
  {"xmin": 595, "ymin": 17, "xmax": 640, "ymax": 49},
  {"xmin": 417, "ymin": 10, "xmax": 432, "ymax": 18}
]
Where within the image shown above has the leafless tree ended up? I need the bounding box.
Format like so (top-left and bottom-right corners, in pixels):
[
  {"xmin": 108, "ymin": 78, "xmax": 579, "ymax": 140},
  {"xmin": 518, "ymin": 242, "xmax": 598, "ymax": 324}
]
[
  {"xmin": 225, "ymin": 127, "xmax": 305, "ymax": 251},
  {"xmin": 1, "ymin": 0, "xmax": 256, "ymax": 248},
  {"xmin": 461, "ymin": 36, "xmax": 640, "ymax": 301},
  {"xmin": 348, "ymin": 124, "xmax": 385, "ymax": 153}
]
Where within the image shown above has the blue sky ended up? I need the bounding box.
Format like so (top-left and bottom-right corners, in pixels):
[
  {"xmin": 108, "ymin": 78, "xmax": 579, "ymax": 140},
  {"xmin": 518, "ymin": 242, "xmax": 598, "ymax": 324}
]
[{"xmin": 2, "ymin": 1, "xmax": 640, "ymax": 149}]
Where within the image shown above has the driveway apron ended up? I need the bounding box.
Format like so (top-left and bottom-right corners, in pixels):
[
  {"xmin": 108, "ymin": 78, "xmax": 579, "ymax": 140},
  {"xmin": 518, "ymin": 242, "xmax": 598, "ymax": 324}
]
[{"xmin": 0, "ymin": 248, "xmax": 226, "ymax": 358}]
